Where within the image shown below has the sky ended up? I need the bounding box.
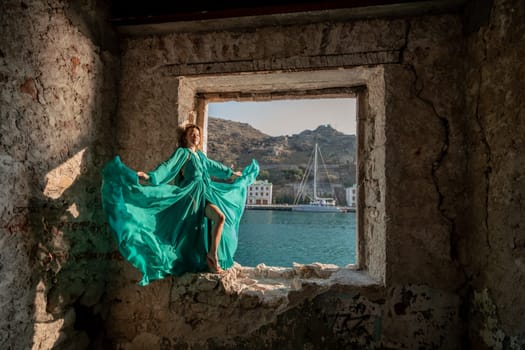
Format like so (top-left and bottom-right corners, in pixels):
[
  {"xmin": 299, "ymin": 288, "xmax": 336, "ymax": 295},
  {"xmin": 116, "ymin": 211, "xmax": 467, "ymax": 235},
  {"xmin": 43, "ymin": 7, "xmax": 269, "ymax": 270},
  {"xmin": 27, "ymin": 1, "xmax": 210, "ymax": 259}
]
[{"xmin": 208, "ymin": 98, "xmax": 356, "ymax": 137}]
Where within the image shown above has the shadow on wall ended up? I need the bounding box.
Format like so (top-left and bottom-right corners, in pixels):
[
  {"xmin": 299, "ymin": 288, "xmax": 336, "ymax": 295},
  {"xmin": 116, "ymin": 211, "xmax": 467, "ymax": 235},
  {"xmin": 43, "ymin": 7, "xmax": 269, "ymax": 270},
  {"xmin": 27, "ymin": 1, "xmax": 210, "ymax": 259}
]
[
  {"xmin": 31, "ymin": 146, "xmax": 118, "ymax": 349},
  {"xmin": 15, "ymin": 1, "xmax": 121, "ymax": 348}
]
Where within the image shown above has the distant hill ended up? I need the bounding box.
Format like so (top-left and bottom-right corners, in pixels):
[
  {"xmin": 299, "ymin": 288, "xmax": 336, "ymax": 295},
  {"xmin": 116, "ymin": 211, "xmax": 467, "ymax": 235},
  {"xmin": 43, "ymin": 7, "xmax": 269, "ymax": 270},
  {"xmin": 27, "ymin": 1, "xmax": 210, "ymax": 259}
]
[
  {"xmin": 207, "ymin": 117, "xmax": 269, "ymax": 167},
  {"xmin": 207, "ymin": 116, "xmax": 356, "ymax": 204}
]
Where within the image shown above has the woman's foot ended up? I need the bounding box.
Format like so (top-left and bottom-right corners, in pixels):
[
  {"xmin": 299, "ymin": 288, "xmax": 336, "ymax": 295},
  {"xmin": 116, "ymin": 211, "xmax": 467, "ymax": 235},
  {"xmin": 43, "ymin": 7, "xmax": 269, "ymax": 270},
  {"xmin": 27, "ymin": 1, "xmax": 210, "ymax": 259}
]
[{"xmin": 206, "ymin": 253, "xmax": 224, "ymax": 274}]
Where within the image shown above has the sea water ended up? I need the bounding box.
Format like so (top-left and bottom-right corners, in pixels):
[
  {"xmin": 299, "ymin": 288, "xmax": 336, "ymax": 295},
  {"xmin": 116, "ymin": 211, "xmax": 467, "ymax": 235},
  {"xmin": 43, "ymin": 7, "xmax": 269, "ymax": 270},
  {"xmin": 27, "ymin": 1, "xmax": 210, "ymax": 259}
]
[{"xmin": 234, "ymin": 210, "xmax": 356, "ymax": 267}]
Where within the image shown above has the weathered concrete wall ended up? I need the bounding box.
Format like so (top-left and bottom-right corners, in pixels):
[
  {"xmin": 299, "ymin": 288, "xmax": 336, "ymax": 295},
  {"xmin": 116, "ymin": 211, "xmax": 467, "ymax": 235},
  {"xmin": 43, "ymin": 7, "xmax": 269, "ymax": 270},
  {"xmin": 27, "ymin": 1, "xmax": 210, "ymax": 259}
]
[
  {"xmin": 117, "ymin": 18, "xmax": 406, "ymax": 170},
  {"xmin": 0, "ymin": 0, "xmax": 119, "ymax": 349},
  {"xmin": 113, "ymin": 13, "xmax": 467, "ymax": 350},
  {"xmin": 463, "ymin": 0, "xmax": 525, "ymax": 347},
  {"xmin": 3, "ymin": 1, "xmax": 524, "ymax": 349},
  {"xmin": 104, "ymin": 264, "xmax": 462, "ymax": 349},
  {"xmin": 384, "ymin": 15, "xmax": 466, "ymax": 289}
]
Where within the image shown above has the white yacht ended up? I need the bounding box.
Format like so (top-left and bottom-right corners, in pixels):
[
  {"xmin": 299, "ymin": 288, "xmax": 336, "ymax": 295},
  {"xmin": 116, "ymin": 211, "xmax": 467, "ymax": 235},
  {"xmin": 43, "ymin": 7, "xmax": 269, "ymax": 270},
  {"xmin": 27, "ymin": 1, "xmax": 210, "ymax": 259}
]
[{"xmin": 292, "ymin": 143, "xmax": 344, "ymax": 213}]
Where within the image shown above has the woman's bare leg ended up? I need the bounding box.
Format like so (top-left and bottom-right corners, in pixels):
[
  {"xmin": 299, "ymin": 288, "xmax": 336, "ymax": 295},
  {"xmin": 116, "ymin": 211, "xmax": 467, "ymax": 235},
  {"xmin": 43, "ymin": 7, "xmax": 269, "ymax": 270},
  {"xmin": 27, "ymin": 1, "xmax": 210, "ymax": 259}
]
[{"xmin": 205, "ymin": 203, "xmax": 225, "ymax": 273}]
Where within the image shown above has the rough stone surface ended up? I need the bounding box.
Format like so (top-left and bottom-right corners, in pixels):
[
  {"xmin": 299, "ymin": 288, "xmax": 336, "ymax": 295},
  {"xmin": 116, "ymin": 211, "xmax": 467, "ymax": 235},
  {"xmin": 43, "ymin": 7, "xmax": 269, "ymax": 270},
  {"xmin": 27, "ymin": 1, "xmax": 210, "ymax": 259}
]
[
  {"xmin": 1, "ymin": 0, "xmax": 524, "ymax": 349},
  {"xmin": 113, "ymin": 11, "xmax": 466, "ymax": 350},
  {"xmin": 463, "ymin": 0, "xmax": 525, "ymax": 346},
  {"xmin": 0, "ymin": 0, "xmax": 119, "ymax": 349},
  {"xmin": 103, "ymin": 263, "xmax": 461, "ymax": 349},
  {"xmin": 384, "ymin": 14, "xmax": 466, "ymax": 289}
]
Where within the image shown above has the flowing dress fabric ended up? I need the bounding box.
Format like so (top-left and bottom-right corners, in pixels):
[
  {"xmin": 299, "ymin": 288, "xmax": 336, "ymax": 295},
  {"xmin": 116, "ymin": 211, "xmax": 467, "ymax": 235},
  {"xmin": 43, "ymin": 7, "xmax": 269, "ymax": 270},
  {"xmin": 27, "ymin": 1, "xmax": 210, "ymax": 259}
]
[{"xmin": 101, "ymin": 148, "xmax": 259, "ymax": 286}]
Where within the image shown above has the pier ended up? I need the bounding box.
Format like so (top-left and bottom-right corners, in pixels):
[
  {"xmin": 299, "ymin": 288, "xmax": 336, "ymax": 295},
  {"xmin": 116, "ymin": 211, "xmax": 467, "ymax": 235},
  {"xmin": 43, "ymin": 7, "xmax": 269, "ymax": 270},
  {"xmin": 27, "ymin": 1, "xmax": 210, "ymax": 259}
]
[
  {"xmin": 245, "ymin": 204, "xmax": 293, "ymax": 211},
  {"xmin": 245, "ymin": 205, "xmax": 356, "ymax": 212}
]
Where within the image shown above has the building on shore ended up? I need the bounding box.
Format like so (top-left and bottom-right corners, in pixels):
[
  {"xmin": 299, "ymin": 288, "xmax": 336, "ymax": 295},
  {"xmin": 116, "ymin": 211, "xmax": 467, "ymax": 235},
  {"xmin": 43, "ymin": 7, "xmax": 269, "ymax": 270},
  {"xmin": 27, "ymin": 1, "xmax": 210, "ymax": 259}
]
[
  {"xmin": 246, "ymin": 180, "xmax": 273, "ymax": 205},
  {"xmin": 345, "ymin": 184, "xmax": 357, "ymax": 208}
]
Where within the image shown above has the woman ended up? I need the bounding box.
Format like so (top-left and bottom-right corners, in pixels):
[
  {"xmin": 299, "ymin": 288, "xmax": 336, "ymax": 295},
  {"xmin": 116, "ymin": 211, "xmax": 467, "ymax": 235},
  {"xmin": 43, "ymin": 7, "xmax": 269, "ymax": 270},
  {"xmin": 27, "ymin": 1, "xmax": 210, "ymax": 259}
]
[{"xmin": 101, "ymin": 124, "xmax": 259, "ymax": 286}]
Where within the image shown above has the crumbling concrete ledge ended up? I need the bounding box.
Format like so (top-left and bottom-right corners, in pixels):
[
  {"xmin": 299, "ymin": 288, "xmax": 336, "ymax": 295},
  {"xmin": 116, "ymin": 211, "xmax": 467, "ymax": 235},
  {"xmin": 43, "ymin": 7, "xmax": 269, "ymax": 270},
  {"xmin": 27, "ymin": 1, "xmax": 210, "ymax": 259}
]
[
  {"xmin": 220, "ymin": 262, "xmax": 379, "ymax": 310},
  {"xmin": 107, "ymin": 263, "xmax": 384, "ymax": 349},
  {"xmin": 172, "ymin": 262, "xmax": 380, "ymax": 313}
]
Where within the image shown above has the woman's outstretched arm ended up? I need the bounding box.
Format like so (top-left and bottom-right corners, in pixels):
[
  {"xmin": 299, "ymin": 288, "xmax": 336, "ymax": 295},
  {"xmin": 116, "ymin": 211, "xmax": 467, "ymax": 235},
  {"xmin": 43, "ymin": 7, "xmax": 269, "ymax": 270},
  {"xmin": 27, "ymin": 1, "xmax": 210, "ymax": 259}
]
[
  {"xmin": 201, "ymin": 152, "xmax": 236, "ymax": 179},
  {"xmin": 137, "ymin": 147, "xmax": 188, "ymax": 185}
]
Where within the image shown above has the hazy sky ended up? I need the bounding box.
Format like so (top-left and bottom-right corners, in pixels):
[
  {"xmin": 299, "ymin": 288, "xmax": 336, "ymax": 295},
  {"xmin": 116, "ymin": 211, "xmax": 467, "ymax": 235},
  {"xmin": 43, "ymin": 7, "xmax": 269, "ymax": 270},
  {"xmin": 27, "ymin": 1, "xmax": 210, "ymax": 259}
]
[{"xmin": 208, "ymin": 98, "xmax": 356, "ymax": 137}]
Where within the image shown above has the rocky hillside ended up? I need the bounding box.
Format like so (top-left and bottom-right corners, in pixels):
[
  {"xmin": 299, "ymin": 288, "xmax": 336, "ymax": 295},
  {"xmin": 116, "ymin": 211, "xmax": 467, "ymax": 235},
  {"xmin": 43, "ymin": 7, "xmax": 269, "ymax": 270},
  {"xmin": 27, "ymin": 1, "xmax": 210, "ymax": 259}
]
[{"xmin": 207, "ymin": 117, "xmax": 356, "ymax": 204}]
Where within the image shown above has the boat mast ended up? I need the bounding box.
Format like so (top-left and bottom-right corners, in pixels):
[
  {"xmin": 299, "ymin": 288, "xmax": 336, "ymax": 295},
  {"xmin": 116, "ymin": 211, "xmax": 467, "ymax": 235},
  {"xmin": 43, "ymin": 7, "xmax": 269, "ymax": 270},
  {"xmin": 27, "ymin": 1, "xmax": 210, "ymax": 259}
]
[{"xmin": 313, "ymin": 143, "xmax": 318, "ymax": 200}]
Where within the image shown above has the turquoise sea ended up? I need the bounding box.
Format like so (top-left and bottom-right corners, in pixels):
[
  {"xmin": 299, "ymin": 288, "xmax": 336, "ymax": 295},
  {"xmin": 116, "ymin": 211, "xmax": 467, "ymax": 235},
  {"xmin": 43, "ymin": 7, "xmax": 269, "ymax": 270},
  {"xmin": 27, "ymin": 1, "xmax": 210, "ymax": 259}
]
[{"xmin": 234, "ymin": 210, "xmax": 356, "ymax": 267}]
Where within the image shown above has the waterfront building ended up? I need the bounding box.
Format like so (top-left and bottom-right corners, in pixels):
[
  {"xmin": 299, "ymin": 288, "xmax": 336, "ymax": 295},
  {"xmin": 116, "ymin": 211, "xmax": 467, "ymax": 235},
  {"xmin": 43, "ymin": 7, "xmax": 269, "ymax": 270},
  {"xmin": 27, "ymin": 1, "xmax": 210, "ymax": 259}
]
[
  {"xmin": 246, "ymin": 180, "xmax": 273, "ymax": 205},
  {"xmin": 345, "ymin": 184, "xmax": 357, "ymax": 207}
]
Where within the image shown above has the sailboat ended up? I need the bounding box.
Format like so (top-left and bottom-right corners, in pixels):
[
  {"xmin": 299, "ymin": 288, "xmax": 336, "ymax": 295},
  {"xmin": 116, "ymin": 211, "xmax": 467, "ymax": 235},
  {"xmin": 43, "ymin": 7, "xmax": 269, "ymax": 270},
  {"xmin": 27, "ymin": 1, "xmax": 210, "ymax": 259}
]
[{"xmin": 292, "ymin": 143, "xmax": 344, "ymax": 213}]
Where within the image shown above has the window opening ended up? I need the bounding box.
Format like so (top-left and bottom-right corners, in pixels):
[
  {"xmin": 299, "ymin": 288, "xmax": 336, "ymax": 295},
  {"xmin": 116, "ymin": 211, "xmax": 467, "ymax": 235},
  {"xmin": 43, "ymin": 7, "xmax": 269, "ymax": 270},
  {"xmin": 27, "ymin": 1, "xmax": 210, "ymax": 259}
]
[{"xmin": 207, "ymin": 98, "xmax": 357, "ymax": 268}]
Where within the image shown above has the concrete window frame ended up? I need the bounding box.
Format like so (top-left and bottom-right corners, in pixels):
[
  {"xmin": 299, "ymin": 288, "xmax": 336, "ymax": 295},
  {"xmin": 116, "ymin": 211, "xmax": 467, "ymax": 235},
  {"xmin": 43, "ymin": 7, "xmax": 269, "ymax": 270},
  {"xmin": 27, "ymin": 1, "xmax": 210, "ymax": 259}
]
[{"xmin": 176, "ymin": 67, "xmax": 387, "ymax": 284}]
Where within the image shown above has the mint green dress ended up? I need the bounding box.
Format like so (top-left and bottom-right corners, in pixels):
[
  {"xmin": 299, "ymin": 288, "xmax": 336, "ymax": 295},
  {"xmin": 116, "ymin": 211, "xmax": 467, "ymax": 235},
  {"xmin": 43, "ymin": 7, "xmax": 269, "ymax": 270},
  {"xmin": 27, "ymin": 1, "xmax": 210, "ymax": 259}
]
[{"xmin": 101, "ymin": 148, "xmax": 259, "ymax": 286}]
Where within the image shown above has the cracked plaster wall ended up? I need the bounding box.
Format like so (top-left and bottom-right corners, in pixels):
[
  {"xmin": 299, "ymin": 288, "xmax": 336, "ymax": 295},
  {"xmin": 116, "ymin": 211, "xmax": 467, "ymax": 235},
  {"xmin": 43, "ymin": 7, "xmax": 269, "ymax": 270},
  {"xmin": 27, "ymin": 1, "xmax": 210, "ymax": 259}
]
[
  {"xmin": 104, "ymin": 264, "xmax": 462, "ymax": 349},
  {"xmin": 383, "ymin": 15, "xmax": 467, "ymax": 289},
  {"xmin": 0, "ymin": 0, "xmax": 119, "ymax": 349},
  {"xmin": 112, "ymin": 12, "xmax": 469, "ymax": 350},
  {"xmin": 116, "ymin": 18, "xmax": 407, "ymax": 169},
  {"xmin": 1, "ymin": 0, "xmax": 524, "ymax": 349},
  {"xmin": 463, "ymin": 0, "xmax": 525, "ymax": 347}
]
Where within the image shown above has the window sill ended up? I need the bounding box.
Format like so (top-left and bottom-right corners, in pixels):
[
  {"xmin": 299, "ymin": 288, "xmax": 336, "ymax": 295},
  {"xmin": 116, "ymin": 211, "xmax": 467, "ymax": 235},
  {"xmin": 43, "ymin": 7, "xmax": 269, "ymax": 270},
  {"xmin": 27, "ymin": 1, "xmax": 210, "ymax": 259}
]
[{"xmin": 200, "ymin": 262, "xmax": 382, "ymax": 307}]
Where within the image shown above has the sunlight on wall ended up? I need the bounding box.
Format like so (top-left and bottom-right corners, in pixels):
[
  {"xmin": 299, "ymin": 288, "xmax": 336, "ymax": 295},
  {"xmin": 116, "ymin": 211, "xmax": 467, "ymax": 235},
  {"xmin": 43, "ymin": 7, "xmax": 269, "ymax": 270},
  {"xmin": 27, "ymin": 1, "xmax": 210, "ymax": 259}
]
[
  {"xmin": 34, "ymin": 149, "xmax": 87, "ymax": 348},
  {"xmin": 32, "ymin": 280, "xmax": 65, "ymax": 350},
  {"xmin": 66, "ymin": 203, "xmax": 80, "ymax": 219},
  {"xmin": 44, "ymin": 148, "xmax": 86, "ymax": 200}
]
